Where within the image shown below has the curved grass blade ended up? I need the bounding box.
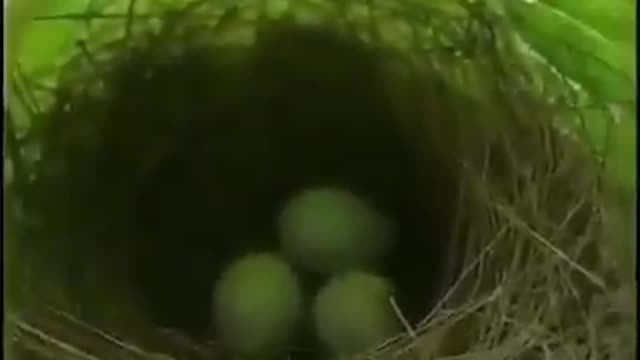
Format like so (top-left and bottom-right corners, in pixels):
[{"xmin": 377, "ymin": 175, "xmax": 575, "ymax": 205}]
[{"xmin": 505, "ymin": 0, "xmax": 635, "ymax": 103}]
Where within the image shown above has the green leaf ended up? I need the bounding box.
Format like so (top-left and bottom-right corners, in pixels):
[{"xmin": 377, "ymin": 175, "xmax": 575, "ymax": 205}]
[
  {"xmin": 9, "ymin": 0, "xmax": 90, "ymax": 75},
  {"xmin": 539, "ymin": 0, "xmax": 636, "ymax": 45},
  {"xmin": 605, "ymin": 115, "xmax": 636, "ymax": 194},
  {"xmin": 504, "ymin": 0, "xmax": 635, "ymax": 102}
]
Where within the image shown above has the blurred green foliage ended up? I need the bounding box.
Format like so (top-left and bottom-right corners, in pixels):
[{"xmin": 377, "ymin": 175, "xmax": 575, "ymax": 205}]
[{"xmin": 8, "ymin": 0, "xmax": 635, "ymax": 195}]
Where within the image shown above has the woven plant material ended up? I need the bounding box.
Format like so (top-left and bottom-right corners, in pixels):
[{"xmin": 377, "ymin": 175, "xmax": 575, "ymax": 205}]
[{"xmin": 5, "ymin": 0, "xmax": 635, "ymax": 359}]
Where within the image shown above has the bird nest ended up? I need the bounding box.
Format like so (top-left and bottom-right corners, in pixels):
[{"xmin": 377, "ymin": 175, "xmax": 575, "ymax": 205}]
[{"xmin": 5, "ymin": 1, "xmax": 635, "ymax": 359}]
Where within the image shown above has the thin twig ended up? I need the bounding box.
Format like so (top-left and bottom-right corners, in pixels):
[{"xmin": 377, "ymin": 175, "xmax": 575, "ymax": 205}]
[
  {"xmin": 495, "ymin": 204, "xmax": 606, "ymax": 290},
  {"xmin": 34, "ymin": 12, "xmax": 158, "ymax": 21},
  {"xmin": 14, "ymin": 63, "xmax": 43, "ymax": 115},
  {"xmin": 13, "ymin": 319, "xmax": 102, "ymax": 360},
  {"xmin": 47, "ymin": 307, "xmax": 148, "ymax": 357},
  {"xmin": 389, "ymin": 296, "xmax": 416, "ymax": 338},
  {"xmin": 125, "ymin": 0, "xmax": 138, "ymax": 40},
  {"xmin": 419, "ymin": 225, "xmax": 507, "ymax": 328}
]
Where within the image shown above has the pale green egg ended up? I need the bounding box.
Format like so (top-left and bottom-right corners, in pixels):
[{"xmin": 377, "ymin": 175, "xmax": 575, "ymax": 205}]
[
  {"xmin": 278, "ymin": 187, "xmax": 393, "ymax": 274},
  {"xmin": 213, "ymin": 253, "xmax": 303, "ymax": 356},
  {"xmin": 313, "ymin": 272, "xmax": 401, "ymax": 356}
]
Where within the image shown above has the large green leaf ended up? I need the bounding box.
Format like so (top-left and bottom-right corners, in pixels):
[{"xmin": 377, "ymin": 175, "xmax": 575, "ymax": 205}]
[
  {"xmin": 504, "ymin": 0, "xmax": 635, "ymax": 103},
  {"xmin": 539, "ymin": 0, "xmax": 636, "ymax": 45},
  {"xmin": 8, "ymin": 0, "xmax": 91, "ymax": 74}
]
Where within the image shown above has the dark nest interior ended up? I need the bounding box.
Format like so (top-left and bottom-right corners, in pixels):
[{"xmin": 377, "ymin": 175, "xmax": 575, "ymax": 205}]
[{"xmin": 6, "ymin": 19, "xmax": 474, "ymax": 359}]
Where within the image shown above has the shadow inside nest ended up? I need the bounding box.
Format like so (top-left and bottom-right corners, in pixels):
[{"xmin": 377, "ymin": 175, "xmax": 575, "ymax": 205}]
[{"xmin": 11, "ymin": 20, "xmax": 468, "ymax": 358}]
